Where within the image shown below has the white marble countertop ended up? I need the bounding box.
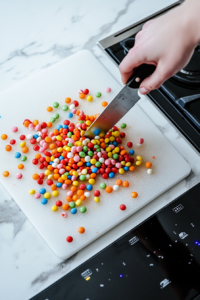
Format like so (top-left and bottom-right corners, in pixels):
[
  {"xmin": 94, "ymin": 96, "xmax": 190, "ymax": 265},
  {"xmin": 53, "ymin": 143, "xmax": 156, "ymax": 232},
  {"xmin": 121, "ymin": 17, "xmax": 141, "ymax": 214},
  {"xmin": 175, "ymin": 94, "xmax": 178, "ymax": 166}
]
[{"xmin": 1, "ymin": 0, "xmax": 199, "ymax": 299}]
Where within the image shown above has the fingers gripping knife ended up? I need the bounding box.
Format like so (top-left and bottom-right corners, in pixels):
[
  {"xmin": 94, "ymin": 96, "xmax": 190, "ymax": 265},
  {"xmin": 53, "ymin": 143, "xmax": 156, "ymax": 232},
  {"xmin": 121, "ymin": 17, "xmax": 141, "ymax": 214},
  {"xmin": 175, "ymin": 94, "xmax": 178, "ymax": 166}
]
[{"xmin": 84, "ymin": 64, "xmax": 156, "ymax": 138}]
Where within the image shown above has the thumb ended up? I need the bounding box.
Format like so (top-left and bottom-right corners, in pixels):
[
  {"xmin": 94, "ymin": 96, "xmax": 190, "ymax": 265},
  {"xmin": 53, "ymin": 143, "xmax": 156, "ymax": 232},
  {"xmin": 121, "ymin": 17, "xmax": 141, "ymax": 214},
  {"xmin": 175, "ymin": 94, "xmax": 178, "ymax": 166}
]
[{"xmin": 139, "ymin": 63, "xmax": 167, "ymax": 95}]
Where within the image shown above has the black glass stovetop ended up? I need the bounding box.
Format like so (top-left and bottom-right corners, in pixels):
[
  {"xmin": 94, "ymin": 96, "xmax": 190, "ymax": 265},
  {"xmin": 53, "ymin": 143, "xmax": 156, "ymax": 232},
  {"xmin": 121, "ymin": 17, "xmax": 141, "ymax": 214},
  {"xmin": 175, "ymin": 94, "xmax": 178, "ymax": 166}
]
[
  {"xmin": 31, "ymin": 183, "xmax": 200, "ymax": 300},
  {"xmin": 105, "ymin": 33, "xmax": 200, "ymax": 153}
]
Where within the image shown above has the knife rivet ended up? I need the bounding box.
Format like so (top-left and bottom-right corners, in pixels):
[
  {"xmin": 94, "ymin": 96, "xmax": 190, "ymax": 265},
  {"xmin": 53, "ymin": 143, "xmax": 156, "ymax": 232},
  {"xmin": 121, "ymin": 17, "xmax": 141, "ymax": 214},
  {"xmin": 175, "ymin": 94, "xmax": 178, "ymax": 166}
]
[{"xmin": 135, "ymin": 77, "xmax": 140, "ymax": 82}]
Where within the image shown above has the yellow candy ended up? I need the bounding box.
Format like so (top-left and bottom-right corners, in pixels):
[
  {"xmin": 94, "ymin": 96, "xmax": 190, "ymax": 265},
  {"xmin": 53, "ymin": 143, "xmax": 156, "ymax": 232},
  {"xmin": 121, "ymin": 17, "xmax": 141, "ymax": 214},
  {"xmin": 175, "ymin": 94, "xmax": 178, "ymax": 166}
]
[
  {"xmin": 86, "ymin": 120, "xmax": 91, "ymax": 126},
  {"xmin": 51, "ymin": 156, "xmax": 55, "ymax": 161},
  {"xmin": 115, "ymin": 147, "xmax": 120, "ymax": 153},
  {"xmin": 73, "ymin": 171, "xmax": 78, "ymax": 177},
  {"xmin": 48, "ymin": 174, "xmax": 53, "ymax": 179},
  {"xmin": 29, "ymin": 189, "xmax": 35, "ymax": 194},
  {"xmin": 99, "ymin": 133, "xmax": 104, "ymax": 138},
  {"xmin": 45, "ymin": 170, "xmax": 51, "ymax": 176},
  {"xmin": 52, "ymin": 190, "xmax": 59, "ymax": 197},
  {"xmin": 96, "ymin": 140, "xmax": 100, "ymax": 145},
  {"xmin": 57, "ymin": 147, "xmax": 63, "ymax": 152},
  {"xmin": 106, "ymin": 147, "xmax": 111, "ymax": 152},
  {"xmin": 90, "ymin": 159, "xmax": 96, "ymax": 164},
  {"xmin": 52, "ymin": 205, "xmax": 58, "ymax": 212},
  {"xmin": 108, "ymin": 152, "xmax": 112, "ymax": 158},
  {"xmin": 94, "ymin": 197, "xmax": 100, "ymax": 203},
  {"xmin": 56, "ymin": 136, "xmax": 62, "ymax": 141},
  {"xmin": 119, "ymin": 168, "xmax": 125, "ymax": 174},
  {"xmin": 73, "ymin": 181, "xmax": 79, "ymax": 186},
  {"xmin": 44, "ymin": 192, "xmax": 51, "ymax": 199},
  {"xmin": 81, "ymin": 169, "xmax": 87, "ymax": 175},
  {"xmin": 20, "ymin": 141, "xmax": 26, "ymax": 147},
  {"xmin": 87, "ymin": 95, "xmax": 93, "ymax": 102},
  {"xmin": 61, "ymin": 174, "xmax": 68, "ymax": 180},
  {"xmin": 105, "ymin": 138, "xmax": 109, "ymax": 143},
  {"xmin": 81, "ymin": 130, "xmax": 85, "ymax": 136},
  {"xmin": 136, "ymin": 161, "xmax": 142, "ymax": 166},
  {"xmin": 125, "ymin": 162, "xmax": 131, "ymax": 167},
  {"xmin": 91, "ymin": 139, "xmax": 96, "ymax": 144},
  {"xmin": 136, "ymin": 156, "xmax": 143, "ymax": 161},
  {"xmin": 76, "ymin": 141, "xmax": 82, "ymax": 146},
  {"xmin": 76, "ymin": 199, "xmax": 82, "ymax": 206},
  {"xmin": 63, "ymin": 146, "xmax": 69, "ymax": 151},
  {"xmin": 113, "ymin": 131, "xmax": 120, "ymax": 137},
  {"xmin": 109, "ymin": 136, "xmax": 115, "ymax": 142},
  {"xmin": 121, "ymin": 161, "xmax": 125, "ymax": 166},
  {"xmin": 88, "ymin": 178, "xmax": 95, "ymax": 185}
]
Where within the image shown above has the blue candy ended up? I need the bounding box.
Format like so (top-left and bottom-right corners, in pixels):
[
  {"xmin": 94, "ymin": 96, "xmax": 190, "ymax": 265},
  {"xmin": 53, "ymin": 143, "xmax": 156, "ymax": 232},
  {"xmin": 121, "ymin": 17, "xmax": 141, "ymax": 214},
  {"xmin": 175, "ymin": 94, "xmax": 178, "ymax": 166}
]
[
  {"xmin": 56, "ymin": 182, "xmax": 62, "ymax": 188},
  {"xmin": 93, "ymin": 128, "xmax": 100, "ymax": 136},
  {"xmin": 68, "ymin": 112, "xmax": 73, "ymax": 118},
  {"xmin": 129, "ymin": 149, "xmax": 134, "ymax": 155},
  {"xmin": 109, "ymin": 172, "xmax": 115, "ymax": 178},
  {"xmin": 49, "ymin": 161, "xmax": 53, "ymax": 165},
  {"xmin": 63, "ymin": 125, "xmax": 68, "ymax": 129},
  {"xmin": 33, "ymin": 134, "xmax": 39, "ymax": 139},
  {"xmin": 57, "ymin": 124, "xmax": 63, "ymax": 130},
  {"xmin": 113, "ymin": 141, "xmax": 118, "ymax": 146},
  {"xmin": 59, "ymin": 156, "xmax": 64, "ymax": 160},
  {"xmin": 15, "ymin": 152, "xmax": 21, "ymax": 158},
  {"xmin": 92, "ymin": 167, "xmax": 98, "ymax": 173},
  {"xmin": 41, "ymin": 198, "xmax": 48, "ymax": 205},
  {"xmin": 71, "ymin": 208, "xmax": 77, "ymax": 214},
  {"xmin": 39, "ymin": 188, "xmax": 46, "ymax": 194},
  {"xmin": 124, "ymin": 167, "xmax": 129, "ymax": 171},
  {"xmin": 67, "ymin": 175, "xmax": 71, "ymax": 179},
  {"xmin": 86, "ymin": 184, "xmax": 93, "ymax": 191},
  {"xmin": 86, "ymin": 162, "xmax": 91, "ymax": 167}
]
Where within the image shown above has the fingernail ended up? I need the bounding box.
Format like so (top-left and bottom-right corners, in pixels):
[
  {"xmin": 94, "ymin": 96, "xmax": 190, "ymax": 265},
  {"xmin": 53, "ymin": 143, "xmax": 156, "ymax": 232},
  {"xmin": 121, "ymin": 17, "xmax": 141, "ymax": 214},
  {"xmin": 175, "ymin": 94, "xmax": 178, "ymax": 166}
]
[{"xmin": 139, "ymin": 87, "xmax": 149, "ymax": 94}]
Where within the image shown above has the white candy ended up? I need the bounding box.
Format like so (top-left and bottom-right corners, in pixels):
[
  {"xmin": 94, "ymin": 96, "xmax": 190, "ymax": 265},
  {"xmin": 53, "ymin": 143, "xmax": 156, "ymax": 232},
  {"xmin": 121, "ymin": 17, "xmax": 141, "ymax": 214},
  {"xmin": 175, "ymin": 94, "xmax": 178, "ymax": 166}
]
[
  {"xmin": 95, "ymin": 136, "xmax": 100, "ymax": 140},
  {"xmin": 137, "ymin": 143, "xmax": 142, "ymax": 147},
  {"xmin": 82, "ymin": 140, "xmax": 87, "ymax": 146},
  {"xmin": 26, "ymin": 134, "xmax": 33, "ymax": 139},
  {"xmin": 52, "ymin": 163, "xmax": 58, "ymax": 168},
  {"xmin": 86, "ymin": 174, "xmax": 90, "ymax": 179},
  {"xmin": 54, "ymin": 158, "xmax": 60, "ymax": 163},
  {"xmin": 113, "ymin": 185, "xmax": 119, "ymax": 191},
  {"xmin": 97, "ymin": 152, "xmax": 102, "ymax": 157},
  {"xmin": 67, "ymin": 152, "xmax": 73, "ymax": 158},
  {"xmin": 147, "ymin": 169, "xmax": 153, "ymax": 175},
  {"xmin": 81, "ymin": 169, "xmax": 87, "ymax": 175},
  {"xmin": 84, "ymin": 192, "xmax": 90, "ymax": 198},
  {"xmin": 85, "ymin": 156, "xmax": 90, "ymax": 162},
  {"xmin": 69, "ymin": 104, "xmax": 75, "ymax": 110},
  {"xmin": 85, "ymin": 138, "xmax": 90, "ymax": 144},
  {"xmin": 37, "ymin": 131, "xmax": 42, "ymax": 137},
  {"xmin": 99, "ymin": 157, "xmax": 105, "ymax": 163},
  {"xmin": 36, "ymin": 137, "xmax": 41, "ymax": 142}
]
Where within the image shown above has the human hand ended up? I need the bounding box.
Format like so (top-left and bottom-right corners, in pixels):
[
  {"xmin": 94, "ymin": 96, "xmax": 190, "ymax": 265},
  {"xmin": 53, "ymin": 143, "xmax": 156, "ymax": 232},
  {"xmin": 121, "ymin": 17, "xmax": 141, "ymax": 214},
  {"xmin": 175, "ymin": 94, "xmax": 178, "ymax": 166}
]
[{"xmin": 119, "ymin": 0, "xmax": 200, "ymax": 94}]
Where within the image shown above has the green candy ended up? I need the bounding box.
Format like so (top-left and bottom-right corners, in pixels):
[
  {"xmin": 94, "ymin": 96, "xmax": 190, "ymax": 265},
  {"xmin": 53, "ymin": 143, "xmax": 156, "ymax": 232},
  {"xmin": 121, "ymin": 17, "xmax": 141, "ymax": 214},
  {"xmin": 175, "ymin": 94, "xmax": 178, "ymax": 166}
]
[
  {"xmin": 79, "ymin": 175, "xmax": 86, "ymax": 181},
  {"xmin": 69, "ymin": 202, "xmax": 75, "ymax": 208},
  {"xmin": 67, "ymin": 132, "xmax": 72, "ymax": 137},
  {"xmin": 95, "ymin": 92, "xmax": 102, "ymax": 98},
  {"xmin": 100, "ymin": 183, "xmax": 106, "ymax": 189},
  {"xmin": 79, "ymin": 120, "xmax": 84, "ymax": 123},
  {"xmin": 54, "ymin": 113, "xmax": 59, "ymax": 119},
  {"xmin": 79, "ymin": 151, "xmax": 85, "ymax": 158},
  {"xmin": 50, "ymin": 117, "xmax": 56, "ymax": 123},
  {"xmin": 113, "ymin": 154, "xmax": 119, "ymax": 159},
  {"xmin": 21, "ymin": 156, "xmax": 27, "ymax": 161},
  {"xmin": 96, "ymin": 148, "xmax": 101, "ymax": 152},
  {"xmin": 83, "ymin": 146, "xmax": 88, "ymax": 152},
  {"xmin": 95, "ymin": 161, "xmax": 101, "ymax": 167},
  {"xmin": 94, "ymin": 145, "xmax": 99, "ymax": 149},
  {"xmin": 88, "ymin": 151, "xmax": 93, "ymax": 157},
  {"xmin": 68, "ymin": 143, "xmax": 73, "ymax": 147},
  {"xmin": 62, "ymin": 105, "xmax": 69, "ymax": 111},
  {"xmin": 53, "ymin": 102, "xmax": 59, "ymax": 108},
  {"xmin": 120, "ymin": 123, "xmax": 127, "ymax": 129},
  {"xmin": 80, "ymin": 206, "xmax": 87, "ymax": 213},
  {"xmin": 64, "ymin": 172, "xmax": 69, "ymax": 176}
]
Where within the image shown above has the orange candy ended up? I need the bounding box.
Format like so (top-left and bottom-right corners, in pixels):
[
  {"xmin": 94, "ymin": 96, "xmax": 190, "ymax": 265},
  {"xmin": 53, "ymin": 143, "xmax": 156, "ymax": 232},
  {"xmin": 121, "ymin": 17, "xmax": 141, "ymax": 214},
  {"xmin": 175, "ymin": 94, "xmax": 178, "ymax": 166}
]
[
  {"xmin": 106, "ymin": 186, "xmax": 113, "ymax": 193},
  {"xmin": 115, "ymin": 179, "xmax": 122, "ymax": 186},
  {"xmin": 1, "ymin": 134, "xmax": 7, "ymax": 140},
  {"xmin": 5, "ymin": 145, "xmax": 12, "ymax": 151},
  {"xmin": 66, "ymin": 196, "xmax": 72, "ymax": 202},
  {"xmin": 65, "ymin": 97, "xmax": 71, "ymax": 103},
  {"xmin": 79, "ymin": 93, "xmax": 85, "ymax": 99},
  {"xmin": 145, "ymin": 162, "xmax": 152, "ymax": 168},
  {"xmin": 62, "ymin": 203, "xmax": 69, "ymax": 210},
  {"xmin": 131, "ymin": 192, "xmax": 138, "ymax": 198},
  {"xmin": 51, "ymin": 184, "xmax": 57, "ymax": 191},
  {"xmin": 47, "ymin": 106, "xmax": 53, "ymax": 112},
  {"xmin": 45, "ymin": 137, "xmax": 52, "ymax": 143},
  {"xmin": 35, "ymin": 153, "xmax": 41, "ymax": 159},
  {"xmin": 120, "ymin": 150, "xmax": 126, "ymax": 156},
  {"xmin": 78, "ymin": 227, "xmax": 85, "ymax": 234},
  {"xmin": 22, "ymin": 146, "xmax": 29, "ymax": 153},
  {"xmin": 72, "ymin": 195, "xmax": 78, "ymax": 201},
  {"xmin": 123, "ymin": 181, "xmax": 129, "ymax": 187},
  {"xmin": 77, "ymin": 190, "xmax": 84, "ymax": 196},
  {"xmin": 47, "ymin": 122, "xmax": 53, "ymax": 128},
  {"xmin": 129, "ymin": 166, "xmax": 135, "ymax": 171},
  {"xmin": 152, "ymin": 156, "xmax": 155, "ymax": 159},
  {"xmin": 3, "ymin": 171, "xmax": 9, "ymax": 177},
  {"xmin": 18, "ymin": 164, "xmax": 24, "ymax": 169},
  {"xmin": 32, "ymin": 174, "xmax": 39, "ymax": 180},
  {"xmin": 80, "ymin": 195, "xmax": 86, "ymax": 201},
  {"xmin": 102, "ymin": 101, "xmax": 108, "ymax": 107},
  {"xmin": 32, "ymin": 120, "xmax": 39, "ymax": 126},
  {"xmin": 24, "ymin": 121, "xmax": 30, "ymax": 127},
  {"xmin": 71, "ymin": 186, "xmax": 77, "ymax": 192}
]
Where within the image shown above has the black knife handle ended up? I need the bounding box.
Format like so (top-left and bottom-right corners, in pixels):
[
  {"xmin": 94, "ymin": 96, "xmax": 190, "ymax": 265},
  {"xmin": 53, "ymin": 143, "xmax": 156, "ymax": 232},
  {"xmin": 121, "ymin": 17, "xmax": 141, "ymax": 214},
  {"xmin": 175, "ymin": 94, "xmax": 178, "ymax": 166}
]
[{"xmin": 126, "ymin": 64, "xmax": 156, "ymax": 89}]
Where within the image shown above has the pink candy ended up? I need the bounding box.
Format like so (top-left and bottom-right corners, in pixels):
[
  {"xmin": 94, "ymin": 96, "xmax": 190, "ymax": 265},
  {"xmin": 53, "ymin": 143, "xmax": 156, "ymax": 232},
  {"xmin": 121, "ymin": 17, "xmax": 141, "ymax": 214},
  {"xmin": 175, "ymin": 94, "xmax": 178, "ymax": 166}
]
[
  {"xmin": 62, "ymin": 184, "xmax": 68, "ymax": 190},
  {"xmin": 49, "ymin": 132, "xmax": 54, "ymax": 137},
  {"xmin": 52, "ymin": 136, "xmax": 56, "ymax": 140},
  {"xmin": 71, "ymin": 175, "xmax": 77, "ymax": 181},
  {"xmin": 74, "ymin": 156, "xmax": 80, "ymax": 162},
  {"xmin": 35, "ymin": 193, "xmax": 41, "ymax": 199},
  {"xmin": 42, "ymin": 128, "xmax": 48, "ymax": 134},
  {"xmin": 16, "ymin": 173, "xmax": 22, "ymax": 179},
  {"xmin": 111, "ymin": 159, "xmax": 116, "ymax": 165},
  {"xmin": 28, "ymin": 124, "xmax": 34, "ymax": 130},
  {"xmin": 76, "ymin": 146, "xmax": 82, "ymax": 152},
  {"xmin": 59, "ymin": 169, "xmax": 65, "ymax": 174},
  {"xmin": 116, "ymin": 162, "xmax": 122, "ymax": 168},
  {"xmin": 72, "ymin": 109, "xmax": 77, "ymax": 114},
  {"xmin": 35, "ymin": 125, "xmax": 41, "ymax": 131},
  {"xmin": 106, "ymin": 87, "xmax": 111, "ymax": 93},
  {"xmin": 39, "ymin": 147, "xmax": 45, "ymax": 152},
  {"xmin": 61, "ymin": 212, "xmax": 68, "ymax": 218},
  {"xmin": 67, "ymin": 191, "xmax": 73, "ymax": 197},
  {"xmin": 105, "ymin": 159, "xmax": 111, "ymax": 165},
  {"xmin": 71, "ymin": 146, "xmax": 77, "ymax": 154},
  {"xmin": 12, "ymin": 126, "xmax": 18, "ymax": 132}
]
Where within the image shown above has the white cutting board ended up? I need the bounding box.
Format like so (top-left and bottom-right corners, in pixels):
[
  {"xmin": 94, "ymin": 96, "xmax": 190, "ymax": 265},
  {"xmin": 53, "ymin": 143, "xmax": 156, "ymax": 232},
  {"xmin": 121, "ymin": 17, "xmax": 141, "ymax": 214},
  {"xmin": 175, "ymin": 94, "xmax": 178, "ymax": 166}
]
[{"xmin": 0, "ymin": 50, "xmax": 190, "ymax": 259}]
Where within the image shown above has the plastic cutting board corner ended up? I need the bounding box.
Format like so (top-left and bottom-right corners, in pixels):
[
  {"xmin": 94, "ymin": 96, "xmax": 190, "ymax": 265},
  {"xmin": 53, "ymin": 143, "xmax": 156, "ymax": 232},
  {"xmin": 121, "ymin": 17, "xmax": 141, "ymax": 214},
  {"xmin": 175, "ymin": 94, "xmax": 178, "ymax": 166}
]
[{"xmin": 0, "ymin": 50, "xmax": 191, "ymax": 259}]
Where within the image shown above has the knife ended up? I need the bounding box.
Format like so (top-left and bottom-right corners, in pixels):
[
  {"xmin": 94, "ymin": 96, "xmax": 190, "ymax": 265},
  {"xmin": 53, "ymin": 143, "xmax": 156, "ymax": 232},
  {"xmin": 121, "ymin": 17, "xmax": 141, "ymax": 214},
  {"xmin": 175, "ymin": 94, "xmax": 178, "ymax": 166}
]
[{"xmin": 84, "ymin": 64, "xmax": 156, "ymax": 138}]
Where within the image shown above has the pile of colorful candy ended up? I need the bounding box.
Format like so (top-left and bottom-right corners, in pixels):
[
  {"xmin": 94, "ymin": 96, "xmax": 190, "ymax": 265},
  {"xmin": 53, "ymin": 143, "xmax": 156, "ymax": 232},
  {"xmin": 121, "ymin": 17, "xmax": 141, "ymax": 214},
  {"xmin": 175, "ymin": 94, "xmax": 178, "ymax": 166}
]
[{"xmin": 1, "ymin": 87, "xmax": 154, "ymax": 242}]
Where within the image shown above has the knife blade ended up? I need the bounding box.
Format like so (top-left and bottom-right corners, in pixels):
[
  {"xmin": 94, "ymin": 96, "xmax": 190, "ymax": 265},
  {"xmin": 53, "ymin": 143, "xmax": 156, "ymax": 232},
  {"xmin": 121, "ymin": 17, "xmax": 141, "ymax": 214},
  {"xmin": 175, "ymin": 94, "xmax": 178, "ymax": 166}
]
[{"xmin": 84, "ymin": 64, "xmax": 156, "ymax": 138}]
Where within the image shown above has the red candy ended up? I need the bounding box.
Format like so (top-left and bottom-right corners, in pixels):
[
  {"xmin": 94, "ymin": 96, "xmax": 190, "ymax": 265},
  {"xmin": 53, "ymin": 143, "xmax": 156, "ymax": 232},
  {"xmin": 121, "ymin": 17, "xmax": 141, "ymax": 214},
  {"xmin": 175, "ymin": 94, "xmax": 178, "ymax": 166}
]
[
  {"xmin": 66, "ymin": 236, "xmax": 73, "ymax": 243},
  {"xmin": 120, "ymin": 132, "xmax": 125, "ymax": 138},
  {"xmin": 83, "ymin": 89, "xmax": 89, "ymax": 95},
  {"xmin": 72, "ymin": 100, "xmax": 79, "ymax": 107},
  {"xmin": 120, "ymin": 204, "xmax": 126, "ymax": 211},
  {"xmin": 127, "ymin": 142, "xmax": 133, "ymax": 148},
  {"xmin": 19, "ymin": 135, "xmax": 26, "ymax": 140},
  {"xmin": 47, "ymin": 179, "xmax": 53, "ymax": 185},
  {"xmin": 37, "ymin": 179, "xmax": 43, "ymax": 185},
  {"xmin": 79, "ymin": 184, "xmax": 86, "ymax": 190},
  {"xmin": 102, "ymin": 173, "xmax": 108, "ymax": 179},
  {"xmin": 94, "ymin": 190, "xmax": 100, "ymax": 196},
  {"xmin": 32, "ymin": 159, "xmax": 38, "ymax": 165},
  {"xmin": 33, "ymin": 145, "xmax": 40, "ymax": 151},
  {"xmin": 10, "ymin": 139, "xmax": 16, "ymax": 145},
  {"xmin": 56, "ymin": 200, "xmax": 62, "ymax": 207},
  {"xmin": 139, "ymin": 138, "xmax": 144, "ymax": 144},
  {"xmin": 30, "ymin": 139, "xmax": 36, "ymax": 144}
]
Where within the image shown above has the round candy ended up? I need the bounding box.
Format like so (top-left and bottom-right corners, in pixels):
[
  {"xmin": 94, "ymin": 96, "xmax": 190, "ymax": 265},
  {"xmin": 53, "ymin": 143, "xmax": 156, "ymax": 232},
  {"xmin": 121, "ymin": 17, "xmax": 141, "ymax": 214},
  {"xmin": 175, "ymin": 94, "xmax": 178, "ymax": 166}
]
[
  {"xmin": 44, "ymin": 192, "xmax": 51, "ymax": 199},
  {"xmin": 41, "ymin": 198, "xmax": 48, "ymax": 205},
  {"xmin": 131, "ymin": 192, "xmax": 138, "ymax": 198},
  {"xmin": 52, "ymin": 205, "xmax": 58, "ymax": 211},
  {"xmin": 113, "ymin": 185, "xmax": 119, "ymax": 191},
  {"xmin": 56, "ymin": 200, "xmax": 62, "ymax": 207},
  {"xmin": 35, "ymin": 193, "xmax": 41, "ymax": 199},
  {"xmin": 145, "ymin": 162, "xmax": 152, "ymax": 168},
  {"xmin": 16, "ymin": 173, "xmax": 22, "ymax": 179},
  {"xmin": 94, "ymin": 197, "xmax": 100, "ymax": 203},
  {"xmin": 123, "ymin": 181, "xmax": 129, "ymax": 187},
  {"xmin": 105, "ymin": 87, "xmax": 111, "ymax": 93},
  {"xmin": 5, "ymin": 145, "xmax": 12, "ymax": 151},
  {"xmin": 120, "ymin": 123, "xmax": 126, "ymax": 129},
  {"xmin": 1, "ymin": 134, "xmax": 7, "ymax": 140},
  {"xmin": 62, "ymin": 105, "xmax": 69, "ymax": 111},
  {"xmin": 139, "ymin": 138, "xmax": 144, "ymax": 144},
  {"xmin": 18, "ymin": 164, "xmax": 24, "ymax": 169},
  {"xmin": 102, "ymin": 101, "xmax": 108, "ymax": 107},
  {"xmin": 50, "ymin": 117, "xmax": 56, "ymax": 123},
  {"xmin": 100, "ymin": 182, "xmax": 106, "ymax": 189},
  {"xmin": 95, "ymin": 92, "xmax": 101, "ymax": 98},
  {"xmin": 29, "ymin": 189, "xmax": 35, "ymax": 194},
  {"xmin": 39, "ymin": 188, "xmax": 46, "ymax": 194},
  {"xmin": 15, "ymin": 152, "xmax": 21, "ymax": 158},
  {"xmin": 87, "ymin": 95, "xmax": 93, "ymax": 102},
  {"xmin": 10, "ymin": 139, "xmax": 16, "ymax": 145},
  {"xmin": 106, "ymin": 186, "xmax": 113, "ymax": 193},
  {"xmin": 53, "ymin": 102, "xmax": 59, "ymax": 108},
  {"xmin": 68, "ymin": 112, "xmax": 73, "ymax": 118},
  {"xmin": 21, "ymin": 156, "xmax": 27, "ymax": 161},
  {"xmin": 65, "ymin": 97, "xmax": 71, "ymax": 103},
  {"xmin": 12, "ymin": 126, "xmax": 18, "ymax": 132},
  {"xmin": 66, "ymin": 236, "xmax": 73, "ymax": 243},
  {"xmin": 52, "ymin": 190, "xmax": 59, "ymax": 197},
  {"xmin": 120, "ymin": 204, "xmax": 126, "ymax": 211},
  {"xmin": 69, "ymin": 202, "xmax": 76, "ymax": 208},
  {"xmin": 80, "ymin": 206, "xmax": 87, "ymax": 213},
  {"xmin": 86, "ymin": 184, "xmax": 92, "ymax": 191},
  {"xmin": 127, "ymin": 142, "xmax": 133, "ymax": 148},
  {"xmin": 19, "ymin": 135, "xmax": 26, "ymax": 140},
  {"xmin": 47, "ymin": 106, "xmax": 53, "ymax": 112},
  {"xmin": 129, "ymin": 149, "xmax": 134, "ymax": 155},
  {"xmin": 71, "ymin": 208, "xmax": 77, "ymax": 214},
  {"xmin": 61, "ymin": 212, "xmax": 68, "ymax": 218},
  {"xmin": 94, "ymin": 190, "xmax": 100, "ymax": 197},
  {"xmin": 78, "ymin": 227, "xmax": 85, "ymax": 234},
  {"xmin": 147, "ymin": 169, "xmax": 153, "ymax": 175},
  {"xmin": 54, "ymin": 113, "xmax": 59, "ymax": 119},
  {"xmin": 3, "ymin": 171, "xmax": 9, "ymax": 177}
]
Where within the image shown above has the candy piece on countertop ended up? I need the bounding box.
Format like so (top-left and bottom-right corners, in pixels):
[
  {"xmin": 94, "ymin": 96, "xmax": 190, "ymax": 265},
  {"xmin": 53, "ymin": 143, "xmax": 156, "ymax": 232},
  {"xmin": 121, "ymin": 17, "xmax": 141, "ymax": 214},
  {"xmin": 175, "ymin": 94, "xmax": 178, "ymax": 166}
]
[
  {"xmin": 5, "ymin": 145, "xmax": 12, "ymax": 151},
  {"xmin": 16, "ymin": 173, "xmax": 22, "ymax": 179},
  {"xmin": 29, "ymin": 189, "xmax": 35, "ymax": 194},
  {"xmin": 102, "ymin": 101, "xmax": 108, "ymax": 107},
  {"xmin": 87, "ymin": 95, "xmax": 93, "ymax": 102},
  {"xmin": 18, "ymin": 164, "xmax": 24, "ymax": 169},
  {"xmin": 52, "ymin": 205, "xmax": 58, "ymax": 211},
  {"xmin": 47, "ymin": 106, "xmax": 53, "ymax": 112},
  {"xmin": 123, "ymin": 181, "xmax": 129, "ymax": 187},
  {"xmin": 94, "ymin": 197, "xmax": 100, "ymax": 203},
  {"xmin": 120, "ymin": 123, "xmax": 126, "ymax": 129},
  {"xmin": 3, "ymin": 171, "xmax": 9, "ymax": 177},
  {"xmin": 147, "ymin": 169, "xmax": 153, "ymax": 175},
  {"xmin": 10, "ymin": 140, "xmax": 16, "ymax": 146},
  {"xmin": 94, "ymin": 190, "xmax": 100, "ymax": 197},
  {"xmin": 39, "ymin": 188, "xmax": 46, "ymax": 194},
  {"xmin": 115, "ymin": 179, "xmax": 122, "ymax": 186},
  {"xmin": 139, "ymin": 138, "xmax": 144, "ymax": 144},
  {"xmin": 95, "ymin": 92, "xmax": 101, "ymax": 98},
  {"xmin": 105, "ymin": 87, "xmax": 111, "ymax": 93},
  {"xmin": 78, "ymin": 227, "xmax": 85, "ymax": 234},
  {"xmin": 71, "ymin": 208, "xmax": 77, "ymax": 214},
  {"xmin": 1, "ymin": 134, "xmax": 7, "ymax": 140},
  {"xmin": 35, "ymin": 193, "xmax": 41, "ymax": 199},
  {"xmin": 106, "ymin": 186, "xmax": 113, "ymax": 193},
  {"xmin": 136, "ymin": 161, "xmax": 142, "ymax": 166},
  {"xmin": 145, "ymin": 162, "xmax": 152, "ymax": 168},
  {"xmin": 62, "ymin": 105, "xmax": 69, "ymax": 111},
  {"xmin": 12, "ymin": 126, "xmax": 18, "ymax": 132},
  {"xmin": 21, "ymin": 156, "xmax": 27, "ymax": 161},
  {"xmin": 83, "ymin": 89, "xmax": 89, "ymax": 95},
  {"xmin": 131, "ymin": 192, "xmax": 138, "ymax": 198},
  {"xmin": 66, "ymin": 236, "xmax": 73, "ymax": 242},
  {"xmin": 61, "ymin": 212, "xmax": 68, "ymax": 218},
  {"xmin": 41, "ymin": 198, "xmax": 48, "ymax": 205},
  {"xmin": 152, "ymin": 156, "xmax": 155, "ymax": 159},
  {"xmin": 127, "ymin": 142, "xmax": 133, "ymax": 148},
  {"xmin": 100, "ymin": 182, "xmax": 106, "ymax": 189},
  {"xmin": 80, "ymin": 206, "xmax": 87, "ymax": 213},
  {"xmin": 15, "ymin": 152, "xmax": 21, "ymax": 158},
  {"xmin": 113, "ymin": 185, "xmax": 119, "ymax": 191},
  {"xmin": 120, "ymin": 204, "xmax": 126, "ymax": 211},
  {"xmin": 44, "ymin": 192, "xmax": 51, "ymax": 199},
  {"xmin": 129, "ymin": 149, "xmax": 134, "ymax": 155},
  {"xmin": 53, "ymin": 102, "xmax": 59, "ymax": 108},
  {"xmin": 79, "ymin": 93, "xmax": 85, "ymax": 99}
]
